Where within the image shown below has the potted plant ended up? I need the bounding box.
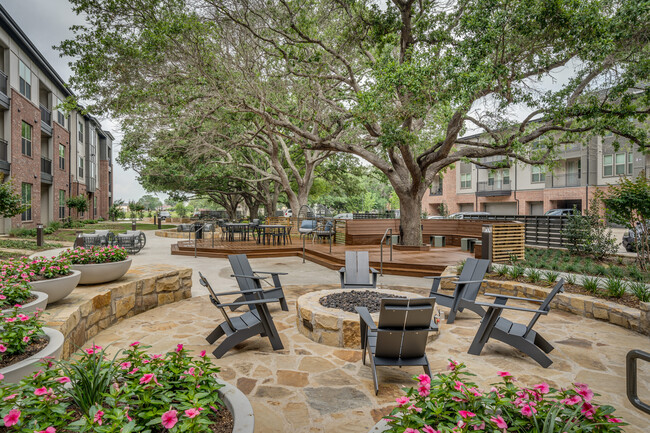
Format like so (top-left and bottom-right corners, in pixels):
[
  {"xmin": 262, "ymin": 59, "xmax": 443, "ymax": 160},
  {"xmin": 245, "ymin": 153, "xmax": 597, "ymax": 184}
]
[
  {"xmin": 371, "ymin": 361, "xmax": 625, "ymax": 433},
  {"xmin": 58, "ymin": 246, "xmax": 132, "ymax": 285},
  {"xmin": 1, "ymin": 257, "xmax": 81, "ymax": 304},
  {"xmin": 0, "ymin": 343, "xmax": 254, "ymax": 432},
  {"xmin": 0, "ymin": 279, "xmax": 48, "ymax": 315},
  {"xmin": 0, "ymin": 308, "xmax": 64, "ymax": 384}
]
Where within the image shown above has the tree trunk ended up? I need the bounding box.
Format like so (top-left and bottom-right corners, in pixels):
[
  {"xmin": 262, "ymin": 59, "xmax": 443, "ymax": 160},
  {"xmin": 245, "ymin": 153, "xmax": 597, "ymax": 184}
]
[
  {"xmin": 248, "ymin": 202, "xmax": 260, "ymax": 219},
  {"xmin": 397, "ymin": 190, "xmax": 424, "ymax": 246}
]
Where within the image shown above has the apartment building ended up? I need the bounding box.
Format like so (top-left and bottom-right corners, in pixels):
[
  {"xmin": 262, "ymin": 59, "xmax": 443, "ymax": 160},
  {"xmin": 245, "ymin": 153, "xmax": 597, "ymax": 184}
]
[
  {"xmin": 422, "ymin": 133, "xmax": 650, "ymax": 216},
  {"xmin": 0, "ymin": 5, "xmax": 113, "ymax": 231}
]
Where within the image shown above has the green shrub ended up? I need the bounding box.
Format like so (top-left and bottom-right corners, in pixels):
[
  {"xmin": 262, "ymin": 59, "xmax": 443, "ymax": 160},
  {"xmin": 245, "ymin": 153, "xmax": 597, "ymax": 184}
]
[
  {"xmin": 562, "ymin": 196, "xmax": 618, "ymax": 260},
  {"xmin": 507, "ymin": 265, "xmax": 525, "ymax": 280},
  {"xmin": 582, "ymin": 276, "xmax": 600, "ymax": 294},
  {"xmin": 565, "ymin": 262, "xmax": 577, "ymax": 273},
  {"xmin": 456, "ymin": 259, "xmax": 466, "ymax": 274},
  {"xmin": 526, "ymin": 268, "xmax": 541, "ymax": 283},
  {"xmin": 496, "ymin": 266, "xmax": 508, "ymax": 277},
  {"xmin": 549, "ymin": 260, "xmax": 560, "ymax": 271},
  {"xmin": 9, "ymin": 227, "xmax": 36, "ymax": 238},
  {"xmin": 565, "ymin": 274, "xmax": 578, "ymax": 285},
  {"xmin": 608, "ymin": 266, "xmax": 624, "ymax": 279},
  {"xmin": 616, "ymin": 256, "xmax": 624, "ymax": 265},
  {"xmin": 604, "ymin": 278, "xmax": 626, "ymax": 298},
  {"xmin": 594, "ymin": 264, "xmax": 608, "ymax": 276},
  {"xmin": 627, "ymin": 266, "xmax": 644, "ymax": 282},
  {"xmin": 543, "ymin": 271, "xmax": 559, "ymax": 284},
  {"xmin": 629, "ymin": 282, "xmax": 650, "ymax": 302}
]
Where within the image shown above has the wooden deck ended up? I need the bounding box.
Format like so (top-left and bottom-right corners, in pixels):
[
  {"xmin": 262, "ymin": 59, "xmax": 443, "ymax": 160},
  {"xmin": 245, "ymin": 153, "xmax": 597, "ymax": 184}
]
[{"xmin": 171, "ymin": 238, "xmax": 473, "ymax": 277}]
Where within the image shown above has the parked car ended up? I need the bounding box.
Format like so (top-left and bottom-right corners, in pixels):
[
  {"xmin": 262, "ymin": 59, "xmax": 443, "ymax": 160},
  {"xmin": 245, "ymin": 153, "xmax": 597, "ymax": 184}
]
[
  {"xmin": 448, "ymin": 212, "xmax": 491, "ymax": 219},
  {"xmin": 334, "ymin": 213, "xmax": 353, "ymax": 219},
  {"xmin": 623, "ymin": 222, "xmax": 647, "ymax": 253},
  {"xmin": 544, "ymin": 208, "xmax": 581, "ymax": 216},
  {"xmin": 283, "ymin": 209, "xmax": 293, "ymax": 217},
  {"xmin": 159, "ymin": 211, "xmax": 171, "ymax": 220},
  {"xmin": 427, "ymin": 215, "xmax": 446, "ymax": 219}
]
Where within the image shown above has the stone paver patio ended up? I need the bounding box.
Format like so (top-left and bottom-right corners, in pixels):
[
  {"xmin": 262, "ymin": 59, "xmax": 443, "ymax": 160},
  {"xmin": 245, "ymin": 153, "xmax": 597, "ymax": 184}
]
[{"xmin": 87, "ymin": 282, "xmax": 650, "ymax": 433}]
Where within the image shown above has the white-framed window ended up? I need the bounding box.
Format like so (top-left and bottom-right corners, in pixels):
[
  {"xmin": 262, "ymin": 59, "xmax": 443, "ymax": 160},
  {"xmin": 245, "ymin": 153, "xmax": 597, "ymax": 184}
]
[
  {"xmin": 78, "ymin": 121, "xmax": 84, "ymax": 142},
  {"xmin": 21, "ymin": 183, "xmax": 32, "ymax": 221},
  {"xmin": 21, "ymin": 122, "xmax": 32, "ymax": 157},
  {"xmin": 460, "ymin": 173, "xmax": 472, "ymax": 189},
  {"xmin": 59, "ymin": 190, "xmax": 66, "ymax": 219},
  {"xmin": 55, "ymin": 96, "xmax": 66, "ymax": 126},
  {"xmin": 19, "ymin": 60, "xmax": 31, "ymax": 99},
  {"xmin": 531, "ymin": 166, "xmax": 545, "ymax": 183},
  {"xmin": 78, "ymin": 156, "xmax": 84, "ymax": 178},
  {"xmin": 603, "ymin": 152, "xmax": 633, "ymax": 177}
]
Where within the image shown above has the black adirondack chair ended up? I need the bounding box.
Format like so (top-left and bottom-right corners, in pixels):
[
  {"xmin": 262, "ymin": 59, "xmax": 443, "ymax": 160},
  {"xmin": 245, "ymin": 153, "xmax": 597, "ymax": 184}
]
[
  {"xmin": 425, "ymin": 258, "xmax": 490, "ymax": 324},
  {"xmin": 468, "ymin": 279, "xmax": 565, "ymax": 368},
  {"xmin": 340, "ymin": 251, "xmax": 379, "ymax": 289},
  {"xmin": 357, "ymin": 297, "xmax": 438, "ymax": 394},
  {"xmin": 228, "ymin": 254, "xmax": 289, "ymax": 311},
  {"xmin": 199, "ymin": 272, "xmax": 284, "ymax": 359}
]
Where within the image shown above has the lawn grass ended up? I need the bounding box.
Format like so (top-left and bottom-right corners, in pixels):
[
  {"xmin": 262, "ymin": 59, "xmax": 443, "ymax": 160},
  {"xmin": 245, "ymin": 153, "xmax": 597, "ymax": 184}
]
[
  {"xmin": 0, "ymin": 239, "xmax": 64, "ymax": 251},
  {"xmin": 12, "ymin": 222, "xmax": 176, "ymax": 243}
]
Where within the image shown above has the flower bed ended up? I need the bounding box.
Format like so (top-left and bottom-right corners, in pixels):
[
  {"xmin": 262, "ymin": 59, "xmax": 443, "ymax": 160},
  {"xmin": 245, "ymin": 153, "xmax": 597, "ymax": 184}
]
[
  {"xmin": 0, "ymin": 280, "xmax": 34, "ymax": 311},
  {"xmin": 0, "ymin": 343, "xmax": 235, "ymax": 432},
  {"xmin": 378, "ymin": 361, "xmax": 625, "ymax": 433},
  {"xmin": 58, "ymin": 245, "xmax": 129, "ymax": 265},
  {"xmin": 0, "ymin": 308, "xmax": 45, "ymax": 369},
  {"xmin": 0, "ymin": 256, "xmax": 72, "ymax": 283}
]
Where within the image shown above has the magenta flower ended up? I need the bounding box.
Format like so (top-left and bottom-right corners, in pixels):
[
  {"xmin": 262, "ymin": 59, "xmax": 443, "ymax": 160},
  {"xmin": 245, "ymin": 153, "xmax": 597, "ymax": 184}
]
[
  {"xmin": 458, "ymin": 410, "xmax": 476, "ymax": 418},
  {"xmin": 94, "ymin": 410, "xmax": 104, "ymax": 425},
  {"xmin": 447, "ymin": 360, "xmax": 459, "ymax": 371},
  {"xmin": 607, "ymin": 417, "xmax": 623, "ymax": 423},
  {"xmin": 129, "ymin": 341, "xmax": 140, "ymax": 347},
  {"xmin": 534, "ymin": 382, "xmax": 550, "ymax": 394},
  {"xmin": 120, "ymin": 361, "xmax": 132, "ymax": 370},
  {"xmin": 128, "ymin": 368, "xmax": 139, "ymax": 375},
  {"xmin": 36, "ymin": 427, "xmax": 56, "ymax": 433},
  {"xmin": 497, "ymin": 371, "xmax": 512, "ymax": 378},
  {"xmin": 404, "ymin": 429, "xmax": 420, "ymax": 433},
  {"xmin": 200, "ymin": 350, "xmax": 206, "ymax": 357},
  {"xmin": 577, "ymin": 386, "xmax": 594, "ymax": 402},
  {"xmin": 490, "ymin": 415, "xmax": 508, "ymax": 429},
  {"xmin": 422, "ymin": 427, "xmax": 440, "ymax": 433},
  {"xmin": 0, "ymin": 344, "xmax": 6, "ymax": 352},
  {"xmin": 176, "ymin": 344, "xmax": 183, "ymax": 352},
  {"xmin": 56, "ymin": 376, "xmax": 71, "ymax": 384},
  {"xmin": 139, "ymin": 373, "xmax": 155, "ymax": 384},
  {"xmin": 3, "ymin": 409, "xmax": 20, "ymax": 427},
  {"xmin": 520, "ymin": 404, "xmax": 537, "ymax": 417},
  {"xmin": 161, "ymin": 409, "xmax": 178, "ymax": 429},
  {"xmin": 34, "ymin": 387, "xmax": 48, "ymax": 396},
  {"xmin": 184, "ymin": 407, "xmax": 203, "ymax": 418},
  {"xmin": 454, "ymin": 380, "xmax": 464, "ymax": 391},
  {"xmin": 418, "ymin": 383, "xmax": 430, "ymax": 397},
  {"xmin": 417, "ymin": 373, "xmax": 431, "ymax": 385},
  {"xmin": 561, "ymin": 395, "xmax": 582, "ymax": 405},
  {"xmin": 396, "ymin": 396, "xmax": 410, "ymax": 407},
  {"xmin": 581, "ymin": 402, "xmax": 596, "ymax": 419},
  {"xmin": 0, "ymin": 373, "xmax": 3, "ymax": 381}
]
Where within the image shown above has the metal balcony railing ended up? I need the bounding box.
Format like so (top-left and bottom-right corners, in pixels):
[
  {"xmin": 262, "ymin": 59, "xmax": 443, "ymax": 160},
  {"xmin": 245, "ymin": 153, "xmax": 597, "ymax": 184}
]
[
  {"xmin": 0, "ymin": 70, "xmax": 7, "ymax": 95},
  {"xmin": 476, "ymin": 180, "xmax": 511, "ymax": 196},
  {"xmin": 41, "ymin": 157, "xmax": 52, "ymax": 175},
  {"xmin": 0, "ymin": 138, "xmax": 7, "ymax": 162},
  {"xmin": 40, "ymin": 104, "xmax": 52, "ymax": 126},
  {"xmin": 551, "ymin": 173, "xmax": 581, "ymax": 188}
]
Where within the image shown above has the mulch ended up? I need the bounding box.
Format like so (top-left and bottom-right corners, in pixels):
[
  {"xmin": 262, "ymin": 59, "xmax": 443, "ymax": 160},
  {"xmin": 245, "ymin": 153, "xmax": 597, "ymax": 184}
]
[
  {"xmin": 486, "ymin": 273, "xmax": 641, "ymax": 309},
  {"xmin": 0, "ymin": 336, "xmax": 49, "ymax": 369},
  {"xmin": 209, "ymin": 408, "xmax": 234, "ymax": 433}
]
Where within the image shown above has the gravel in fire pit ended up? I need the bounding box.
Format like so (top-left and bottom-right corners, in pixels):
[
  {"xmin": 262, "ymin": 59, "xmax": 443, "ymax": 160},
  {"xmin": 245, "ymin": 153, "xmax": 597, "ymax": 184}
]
[{"xmin": 319, "ymin": 290, "xmax": 406, "ymax": 313}]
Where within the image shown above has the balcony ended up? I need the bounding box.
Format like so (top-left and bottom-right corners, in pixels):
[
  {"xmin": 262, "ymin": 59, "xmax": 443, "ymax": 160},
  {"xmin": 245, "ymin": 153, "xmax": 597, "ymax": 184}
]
[
  {"xmin": 0, "ymin": 138, "xmax": 9, "ymax": 175},
  {"xmin": 551, "ymin": 172, "xmax": 581, "ymax": 188},
  {"xmin": 40, "ymin": 105, "xmax": 53, "ymax": 136},
  {"xmin": 41, "ymin": 157, "xmax": 53, "ymax": 184},
  {"xmin": 476, "ymin": 180, "xmax": 512, "ymax": 197},
  {"xmin": 429, "ymin": 185, "xmax": 443, "ymax": 196},
  {"xmin": 0, "ymin": 70, "xmax": 8, "ymax": 110}
]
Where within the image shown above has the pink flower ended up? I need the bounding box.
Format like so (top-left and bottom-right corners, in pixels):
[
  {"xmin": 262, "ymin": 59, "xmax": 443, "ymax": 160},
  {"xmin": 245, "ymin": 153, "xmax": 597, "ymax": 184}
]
[
  {"xmin": 0, "ymin": 373, "xmax": 3, "ymax": 381},
  {"xmin": 34, "ymin": 387, "xmax": 48, "ymax": 396},
  {"xmin": 521, "ymin": 404, "xmax": 537, "ymax": 417},
  {"xmin": 447, "ymin": 360, "xmax": 459, "ymax": 371},
  {"xmin": 534, "ymin": 382, "xmax": 550, "ymax": 394},
  {"xmin": 200, "ymin": 350, "xmax": 206, "ymax": 357},
  {"xmin": 561, "ymin": 395, "xmax": 582, "ymax": 405},
  {"xmin": 490, "ymin": 415, "xmax": 508, "ymax": 429},
  {"xmin": 151, "ymin": 354, "xmax": 162, "ymax": 359},
  {"xmin": 139, "ymin": 373, "xmax": 155, "ymax": 384},
  {"xmin": 422, "ymin": 427, "xmax": 440, "ymax": 433},
  {"xmin": 396, "ymin": 396, "xmax": 410, "ymax": 407},
  {"xmin": 37, "ymin": 427, "xmax": 56, "ymax": 433},
  {"xmin": 161, "ymin": 409, "xmax": 178, "ymax": 429},
  {"xmin": 607, "ymin": 417, "xmax": 623, "ymax": 423},
  {"xmin": 497, "ymin": 371, "xmax": 512, "ymax": 378},
  {"xmin": 94, "ymin": 410, "xmax": 104, "ymax": 425},
  {"xmin": 408, "ymin": 404, "xmax": 422, "ymax": 413},
  {"xmin": 577, "ymin": 386, "xmax": 594, "ymax": 402},
  {"xmin": 128, "ymin": 368, "xmax": 139, "ymax": 375},
  {"xmin": 3, "ymin": 394, "xmax": 17, "ymax": 401},
  {"xmin": 458, "ymin": 410, "xmax": 476, "ymax": 418},
  {"xmin": 0, "ymin": 344, "xmax": 6, "ymax": 352},
  {"xmin": 22, "ymin": 336, "xmax": 30, "ymax": 343},
  {"xmin": 418, "ymin": 383, "xmax": 430, "ymax": 397},
  {"xmin": 404, "ymin": 429, "xmax": 420, "ymax": 433},
  {"xmin": 56, "ymin": 376, "xmax": 71, "ymax": 384},
  {"xmin": 120, "ymin": 362, "xmax": 132, "ymax": 370},
  {"xmin": 3, "ymin": 409, "xmax": 20, "ymax": 427},
  {"xmin": 473, "ymin": 422, "xmax": 485, "ymax": 430},
  {"xmin": 417, "ymin": 373, "xmax": 431, "ymax": 385},
  {"xmin": 454, "ymin": 380, "xmax": 464, "ymax": 391},
  {"xmin": 176, "ymin": 344, "xmax": 183, "ymax": 352},
  {"xmin": 467, "ymin": 387, "xmax": 482, "ymax": 397},
  {"xmin": 129, "ymin": 341, "xmax": 140, "ymax": 347},
  {"xmin": 184, "ymin": 407, "xmax": 203, "ymax": 418},
  {"xmin": 581, "ymin": 402, "xmax": 596, "ymax": 419}
]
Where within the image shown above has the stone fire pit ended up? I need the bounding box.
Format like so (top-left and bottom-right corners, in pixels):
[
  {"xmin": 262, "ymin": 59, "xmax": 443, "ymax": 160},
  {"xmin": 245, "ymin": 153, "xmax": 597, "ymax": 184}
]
[{"xmin": 296, "ymin": 288, "xmax": 433, "ymax": 348}]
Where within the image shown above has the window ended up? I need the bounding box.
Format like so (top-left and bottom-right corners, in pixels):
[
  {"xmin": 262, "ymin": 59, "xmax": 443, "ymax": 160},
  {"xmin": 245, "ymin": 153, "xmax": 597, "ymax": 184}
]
[
  {"xmin": 21, "ymin": 122, "xmax": 32, "ymax": 157},
  {"xmin": 78, "ymin": 121, "xmax": 84, "ymax": 142},
  {"xmin": 18, "ymin": 60, "xmax": 31, "ymax": 99},
  {"xmin": 59, "ymin": 190, "xmax": 65, "ymax": 219},
  {"xmin": 58, "ymin": 144, "xmax": 65, "ymax": 170},
  {"xmin": 460, "ymin": 173, "xmax": 472, "ymax": 189},
  {"xmin": 21, "ymin": 183, "xmax": 31, "ymax": 221},
  {"xmin": 55, "ymin": 97, "xmax": 65, "ymax": 126},
  {"xmin": 532, "ymin": 166, "xmax": 546, "ymax": 183},
  {"xmin": 503, "ymin": 169, "xmax": 510, "ymax": 185},
  {"xmin": 78, "ymin": 156, "xmax": 84, "ymax": 178},
  {"xmin": 603, "ymin": 152, "xmax": 633, "ymax": 177},
  {"xmin": 94, "ymin": 196, "xmax": 97, "ymax": 216}
]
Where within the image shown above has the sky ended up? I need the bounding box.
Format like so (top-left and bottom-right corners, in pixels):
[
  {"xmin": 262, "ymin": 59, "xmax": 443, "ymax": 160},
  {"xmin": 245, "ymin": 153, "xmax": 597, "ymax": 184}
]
[{"xmin": 1, "ymin": 0, "xmax": 159, "ymax": 202}]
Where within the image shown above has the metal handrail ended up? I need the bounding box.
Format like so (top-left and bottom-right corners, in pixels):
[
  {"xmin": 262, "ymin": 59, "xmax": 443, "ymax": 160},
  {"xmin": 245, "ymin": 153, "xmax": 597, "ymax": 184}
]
[
  {"xmin": 192, "ymin": 221, "xmax": 216, "ymax": 258},
  {"xmin": 626, "ymin": 349, "xmax": 650, "ymax": 415},
  {"xmin": 379, "ymin": 228, "xmax": 393, "ymax": 276}
]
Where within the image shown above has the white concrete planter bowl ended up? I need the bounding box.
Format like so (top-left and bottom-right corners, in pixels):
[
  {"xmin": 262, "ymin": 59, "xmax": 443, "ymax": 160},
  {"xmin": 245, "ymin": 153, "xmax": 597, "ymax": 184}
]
[
  {"xmin": 72, "ymin": 258, "xmax": 133, "ymax": 285},
  {"xmin": 1, "ymin": 291, "xmax": 48, "ymax": 315},
  {"xmin": 218, "ymin": 380, "xmax": 254, "ymax": 433},
  {"xmin": 29, "ymin": 270, "xmax": 81, "ymax": 303},
  {"xmin": 369, "ymin": 418, "xmax": 391, "ymax": 432},
  {"xmin": 0, "ymin": 327, "xmax": 64, "ymax": 383}
]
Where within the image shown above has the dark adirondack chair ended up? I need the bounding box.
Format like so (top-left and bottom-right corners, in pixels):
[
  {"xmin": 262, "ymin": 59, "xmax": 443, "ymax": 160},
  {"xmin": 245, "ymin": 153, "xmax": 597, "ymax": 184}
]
[
  {"xmin": 339, "ymin": 251, "xmax": 379, "ymax": 289},
  {"xmin": 468, "ymin": 279, "xmax": 565, "ymax": 368},
  {"xmin": 199, "ymin": 272, "xmax": 284, "ymax": 359},
  {"xmin": 357, "ymin": 297, "xmax": 438, "ymax": 394},
  {"xmin": 425, "ymin": 258, "xmax": 490, "ymax": 324},
  {"xmin": 228, "ymin": 254, "xmax": 289, "ymax": 311}
]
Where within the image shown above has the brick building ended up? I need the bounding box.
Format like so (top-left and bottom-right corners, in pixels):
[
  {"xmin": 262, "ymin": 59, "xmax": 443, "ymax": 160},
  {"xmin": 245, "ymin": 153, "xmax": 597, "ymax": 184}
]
[
  {"xmin": 0, "ymin": 5, "xmax": 113, "ymax": 232},
  {"xmin": 422, "ymin": 132, "xmax": 650, "ymax": 216}
]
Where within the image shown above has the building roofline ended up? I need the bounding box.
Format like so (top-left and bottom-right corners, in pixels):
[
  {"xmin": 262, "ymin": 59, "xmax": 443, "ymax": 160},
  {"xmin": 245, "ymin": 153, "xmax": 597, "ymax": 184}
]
[{"xmin": 0, "ymin": 4, "xmax": 73, "ymax": 97}]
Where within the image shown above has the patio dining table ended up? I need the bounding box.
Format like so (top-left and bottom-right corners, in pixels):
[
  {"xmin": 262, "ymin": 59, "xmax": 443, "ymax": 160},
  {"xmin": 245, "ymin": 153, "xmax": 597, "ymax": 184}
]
[
  {"xmin": 224, "ymin": 223, "xmax": 251, "ymax": 241},
  {"xmin": 256, "ymin": 224, "xmax": 288, "ymax": 245}
]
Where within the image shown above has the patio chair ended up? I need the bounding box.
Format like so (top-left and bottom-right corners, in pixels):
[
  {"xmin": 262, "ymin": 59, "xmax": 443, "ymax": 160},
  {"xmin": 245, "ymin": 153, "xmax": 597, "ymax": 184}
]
[
  {"xmin": 80, "ymin": 234, "xmax": 102, "ymax": 248},
  {"xmin": 199, "ymin": 272, "xmax": 284, "ymax": 359},
  {"xmin": 425, "ymin": 258, "xmax": 490, "ymax": 324},
  {"xmin": 228, "ymin": 254, "xmax": 289, "ymax": 311},
  {"xmin": 298, "ymin": 219, "xmax": 317, "ymax": 241},
  {"xmin": 92, "ymin": 230, "xmax": 113, "ymax": 246},
  {"xmin": 126, "ymin": 230, "xmax": 146, "ymax": 249},
  {"xmin": 357, "ymin": 297, "xmax": 438, "ymax": 394},
  {"xmin": 313, "ymin": 220, "xmax": 334, "ymax": 244},
  {"xmin": 116, "ymin": 233, "xmax": 141, "ymax": 254},
  {"xmin": 468, "ymin": 279, "xmax": 565, "ymax": 368},
  {"xmin": 340, "ymin": 251, "xmax": 378, "ymax": 289}
]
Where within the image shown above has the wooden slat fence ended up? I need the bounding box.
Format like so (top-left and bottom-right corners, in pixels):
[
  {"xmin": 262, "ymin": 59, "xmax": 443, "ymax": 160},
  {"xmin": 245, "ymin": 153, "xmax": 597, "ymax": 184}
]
[
  {"xmin": 462, "ymin": 214, "xmax": 571, "ymax": 249},
  {"xmin": 492, "ymin": 223, "xmax": 525, "ymax": 262}
]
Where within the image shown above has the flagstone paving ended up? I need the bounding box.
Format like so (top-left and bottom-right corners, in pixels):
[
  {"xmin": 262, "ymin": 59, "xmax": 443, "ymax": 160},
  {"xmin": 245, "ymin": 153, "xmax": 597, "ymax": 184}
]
[{"xmin": 87, "ymin": 284, "xmax": 650, "ymax": 433}]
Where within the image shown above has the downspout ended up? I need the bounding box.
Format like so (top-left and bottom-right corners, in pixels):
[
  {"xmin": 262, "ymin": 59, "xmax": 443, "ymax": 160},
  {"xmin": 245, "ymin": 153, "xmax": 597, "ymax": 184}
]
[
  {"xmin": 513, "ymin": 163, "xmax": 520, "ymax": 214},
  {"xmin": 585, "ymin": 141, "xmax": 590, "ymax": 211},
  {"xmin": 67, "ymin": 114, "xmax": 71, "ymax": 218}
]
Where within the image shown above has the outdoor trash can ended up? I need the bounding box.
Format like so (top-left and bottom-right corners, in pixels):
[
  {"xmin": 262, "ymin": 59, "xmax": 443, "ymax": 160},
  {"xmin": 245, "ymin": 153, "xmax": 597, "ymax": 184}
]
[
  {"xmin": 194, "ymin": 222, "xmax": 204, "ymax": 240},
  {"xmin": 434, "ymin": 236, "xmax": 446, "ymax": 247}
]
